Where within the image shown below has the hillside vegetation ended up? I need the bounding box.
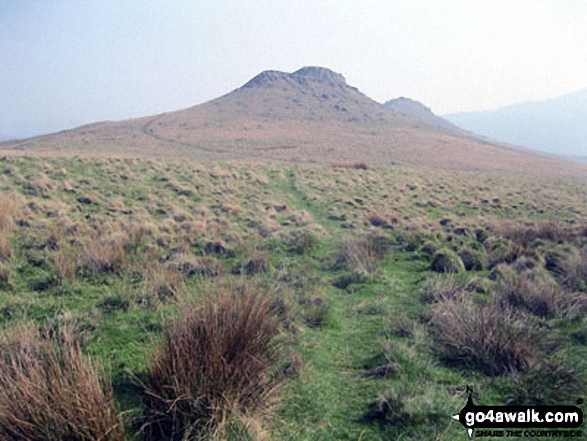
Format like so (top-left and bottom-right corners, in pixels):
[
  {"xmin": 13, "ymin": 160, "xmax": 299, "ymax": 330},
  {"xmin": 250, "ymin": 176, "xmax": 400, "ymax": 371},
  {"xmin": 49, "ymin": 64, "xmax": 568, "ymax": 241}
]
[
  {"xmin": 1, "ymin": 155, "xmax": 586, "ymax": 439},
  {"xmin": 2, "ymin": 67, "xmax": 586, "ymax": 177}
]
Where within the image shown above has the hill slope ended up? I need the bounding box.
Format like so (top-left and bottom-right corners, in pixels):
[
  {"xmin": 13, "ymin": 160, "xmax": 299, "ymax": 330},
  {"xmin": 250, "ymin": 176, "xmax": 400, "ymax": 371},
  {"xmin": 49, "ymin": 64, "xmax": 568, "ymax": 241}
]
[
  {"xmin": 445, "ymin": 90, "xmax": 587, "ymax": 157},
  {"xmin": 2, "ymin": 67, "xmax": 585, "ymax": 176},
  {"xmin": 383, "ymin": 97, "xmax": 459, "ymax": 131}
]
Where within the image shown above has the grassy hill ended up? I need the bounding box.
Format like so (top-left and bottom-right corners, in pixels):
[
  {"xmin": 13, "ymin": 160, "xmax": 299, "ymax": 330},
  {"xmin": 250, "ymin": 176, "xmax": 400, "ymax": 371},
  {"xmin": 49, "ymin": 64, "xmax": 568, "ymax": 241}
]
[
  {"xmin": 1, "ymin": 67, "xmax": 587, "ymax": 440},
  {"xmin": 1, "ymin": 155, "xmax": 586, "ymax": 439},
  {"xmin": 2, "ymin": 67, "xmax": 586, "ymax": 177}
]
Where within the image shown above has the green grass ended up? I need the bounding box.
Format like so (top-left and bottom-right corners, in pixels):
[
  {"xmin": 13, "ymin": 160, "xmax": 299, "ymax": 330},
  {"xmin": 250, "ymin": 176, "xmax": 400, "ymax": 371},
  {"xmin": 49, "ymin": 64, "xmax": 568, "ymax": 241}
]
[{"xmin": 0, "ymin": 156, "xmax": 586, "ymax": 440}]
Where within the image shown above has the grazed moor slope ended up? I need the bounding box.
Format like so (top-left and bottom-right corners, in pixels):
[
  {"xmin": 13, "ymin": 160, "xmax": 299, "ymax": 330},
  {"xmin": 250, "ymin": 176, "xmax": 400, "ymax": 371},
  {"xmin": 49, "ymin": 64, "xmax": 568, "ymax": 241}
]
[{"xmin": 2, "ymin": 67, "xmax": 585, "ymax": 176}]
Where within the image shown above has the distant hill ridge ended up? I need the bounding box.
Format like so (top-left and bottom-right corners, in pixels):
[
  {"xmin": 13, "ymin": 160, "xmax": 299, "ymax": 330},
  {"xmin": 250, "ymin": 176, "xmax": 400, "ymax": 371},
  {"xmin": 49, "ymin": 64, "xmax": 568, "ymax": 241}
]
[
  {"xmin": 384, "ymin": 97, "xmax": 459, "ymax": 130},
  {"xmin": 445, "ymin": 90, "xmax": 587, "ymax": 157},
  {"xmin": 1, "ymin": 66, "xmax": 585, "ymax": 177}
]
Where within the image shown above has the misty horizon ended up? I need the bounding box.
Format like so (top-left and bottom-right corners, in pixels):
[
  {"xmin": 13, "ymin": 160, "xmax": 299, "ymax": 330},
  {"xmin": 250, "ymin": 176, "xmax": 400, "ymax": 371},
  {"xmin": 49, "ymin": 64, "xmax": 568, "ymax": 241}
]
[{"xmin": 3, "ymin": 1, "xmax": 587, "ymax": 149}]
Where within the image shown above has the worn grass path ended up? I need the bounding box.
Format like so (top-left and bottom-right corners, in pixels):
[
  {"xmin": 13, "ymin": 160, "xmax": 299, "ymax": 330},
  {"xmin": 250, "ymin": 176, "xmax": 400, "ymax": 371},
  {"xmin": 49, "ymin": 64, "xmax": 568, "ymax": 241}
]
[{"xmin": 268, "ymin": 167, "xmax": 465, "ymax": 439}]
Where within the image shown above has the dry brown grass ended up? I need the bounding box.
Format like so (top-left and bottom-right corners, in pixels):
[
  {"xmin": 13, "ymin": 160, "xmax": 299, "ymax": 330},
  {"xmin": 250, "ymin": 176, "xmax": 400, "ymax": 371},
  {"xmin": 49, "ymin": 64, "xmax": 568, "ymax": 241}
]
[
  {"xmin": 128, "ymin": 216, "xmax": 158, "ymax": 245},
  {"xmin": 0, "ymin": 195, "xmax": 18, "ymax": 263},
  {"xmin": 430, "ymin": 293, "xmax": 543, "ymax": 376},
  {"xmin": 0, "ymin": 234, "xmax": 11, "ymax": 263},
  {"xmin": 555, "ymin": 249, "xmax": 587, "ymax": 291},
  {"xmin": 44, "ymin": 223, "xmax": 81, "ymax": 283},
  {"xmin": 140, "ymin": 264, "xmax": 186, "ymax": 305},
  {"xmin": 142, "ymin": 282, "xmax": 281, "ymax": 440},
  {"xmin": 496, "ymin": 269, "xmax": 587, "ymax": 319},
  {"xmin": 367, "ymin": 210, "xmax": 401, "ymax": 229},
  {"xmin": 342, "ymin": 234, "xmax": 392, "ymax": 278},
  {"xmin": 489, "ymin": 219, "xmax": 571, "ymax": 248},
  {"xmin": 4, "ymin": 70, "xmax": 586, "ymax": 177},
  {"xmin": 0, "ymin": 324, "xmax": 124, "ymax": 441},
  {"xmin": 0, "ymin": 194, "xmax": 17, "ymax": 233},
  {"xmin": 331, "ymin": 162, "xmax": 369, "ymax": 170},
  {"xmin": 24, "ymin": 172, "xmax": 56, "ymax": 196},
  {"xmin": 80, "ymin": 231, "xmax": 129, "ymax": 274},
  {"xmin": 54, "ymin": 246, "xmax": 79, "ymax": 283},
  {"xmin": 106, "ymin": 196, "xmax": 127, "ymax": 213}
]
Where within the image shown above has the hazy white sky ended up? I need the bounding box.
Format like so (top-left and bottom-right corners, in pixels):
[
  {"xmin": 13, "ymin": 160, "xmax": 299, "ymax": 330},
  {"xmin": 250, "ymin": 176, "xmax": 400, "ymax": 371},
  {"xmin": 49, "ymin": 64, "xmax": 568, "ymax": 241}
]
[{"xmin": 2, "ymin": 0, "xmax": 587, "ymax": 137}]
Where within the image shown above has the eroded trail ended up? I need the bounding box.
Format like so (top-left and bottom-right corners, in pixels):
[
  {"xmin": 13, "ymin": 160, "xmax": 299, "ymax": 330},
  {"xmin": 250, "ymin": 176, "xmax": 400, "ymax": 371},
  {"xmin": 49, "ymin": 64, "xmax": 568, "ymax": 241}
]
[{"xmin": 271, "ymin": 168, "xmax": 442, "ymax": 439}]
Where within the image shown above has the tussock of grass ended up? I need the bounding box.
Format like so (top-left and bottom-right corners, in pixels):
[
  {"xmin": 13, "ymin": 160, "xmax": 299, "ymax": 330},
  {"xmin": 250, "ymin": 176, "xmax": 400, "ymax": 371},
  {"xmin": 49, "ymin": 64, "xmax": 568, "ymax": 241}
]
[
  {"xmin": 0, "ymin": 324, "xmax": 124, "ymax": 441},
  {"xmin": 430, "ymin": 293, "xmax": 542, "ymax": 376},
  {"xmin": 140, "ymin": 264, "xmax": 186, "ymax": 305},
  {"xmin": 547, "ymin": 247, "xmax": 587, "ymax": 291},
  {"xmin": 496, "ymin": 269, "xmax": 587, "ymax": 319},
  {"xmin": 80, "ymin": 232, "xmax": 129, "ymax": 274},
  {"xmin": 429, "ymin": 249, "xmax": 465, "ymax": 274},
  {"xmin": 142, "ymin": 282, "xmax": 282, "ymax": 440},
  {"xmin": 342, "ymin": 233, "xmax": 392, "ymax": 277},
  {"xmin": 0, "ymin": 194, "xmax": 18, "ymax": 263},
  {"xmin": 24, "ymin": 172, "xmax": 56, "ymax": 196},
  {"xmin": 490, "ymin": 219, "xmax": 571, "ymax": 248},
  {"xmin": 0, "ymin": 194, "xmax": 18, "ymax": 233}
]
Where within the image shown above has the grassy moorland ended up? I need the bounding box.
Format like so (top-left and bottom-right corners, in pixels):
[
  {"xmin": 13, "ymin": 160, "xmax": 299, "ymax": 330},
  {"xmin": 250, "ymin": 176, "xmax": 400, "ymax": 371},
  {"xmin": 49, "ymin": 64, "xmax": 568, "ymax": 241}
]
[
  {"xmin": 5, "ymin": 67, "xmax": 587, "ymax": 178},
  {"xmin": 0, "ymin": 155, "xmax": 586, "ymax": 440}
]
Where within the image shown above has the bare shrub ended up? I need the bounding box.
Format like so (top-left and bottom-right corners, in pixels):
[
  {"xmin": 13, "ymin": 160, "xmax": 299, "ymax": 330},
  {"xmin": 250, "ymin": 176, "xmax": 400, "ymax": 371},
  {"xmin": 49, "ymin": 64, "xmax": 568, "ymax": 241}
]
[
  {"xmin": 430, "ymin": 293, "xmax": 543, "ymax": 376},
  {"xmin": 0, "ymin": 324, "xmax": 124, "ymax": 441},
  {"xmin": 142, "ymin": 282, "xmax": 282, "ymax": 440}
]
